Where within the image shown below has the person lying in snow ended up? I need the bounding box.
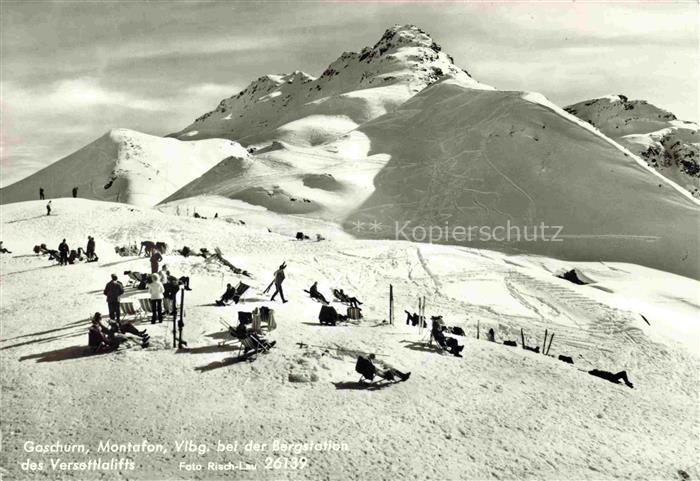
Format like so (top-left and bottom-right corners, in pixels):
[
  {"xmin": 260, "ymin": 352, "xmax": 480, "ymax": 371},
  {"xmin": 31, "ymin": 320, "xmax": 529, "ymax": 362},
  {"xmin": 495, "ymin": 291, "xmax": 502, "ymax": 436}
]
[
  {"xmin": 88, "ymin": 313, "xmax": 149, "ymax": 352},
  {"xmin": 114, "ymin": 245, "xmax": 139, "ymax": 257},
  {"xmin": 356, "ymin": 354, "xmax": 410, "ymax": 383},
  {"xmin": 123, "ymin": 270, "xmax": 150, "ymax": 289},
  {"xmin": 431, "ymin": 318, "xmax": 464, "ymax": 357},
  {"xmin": 176, "ymin": 246, "xmax": 193, "ymax": 257},
  {"xmin": 306, "ymin": 282, "xmax": 329, "ymax": 304},
  {"xmin": 95, "ymin": 312, "xmax": 148, "ymax": 340},
  {"xmin": 588, "ymin": 369, "xmax": 634, "ymax": 388},
  {"xmin": 0, "ymin": 241, "xmax": 11, "ymax": 254},
  {"xmin": 34, "ymin": 244, "xmax": 60, "ymax": 262}
]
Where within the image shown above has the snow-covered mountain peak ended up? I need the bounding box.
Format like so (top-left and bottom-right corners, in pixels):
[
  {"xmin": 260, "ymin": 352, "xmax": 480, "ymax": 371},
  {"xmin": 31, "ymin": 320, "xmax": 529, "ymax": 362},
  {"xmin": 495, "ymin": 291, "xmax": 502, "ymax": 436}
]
[
  {"xmin": 369, "ymin": 24, "xmax": 446, "ymax": 56},
  {"xmin": 173, "ymin": 24, "xmax": 491, "ymax": 143},
  {"xmin": 317, "ymin": 23, "xmax": 479, "ymax": 91}
]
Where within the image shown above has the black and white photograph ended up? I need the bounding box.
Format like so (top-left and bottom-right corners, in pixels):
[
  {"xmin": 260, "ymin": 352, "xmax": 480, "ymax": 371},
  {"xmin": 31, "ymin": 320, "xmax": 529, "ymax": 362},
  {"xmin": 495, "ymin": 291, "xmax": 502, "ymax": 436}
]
[{"xmin": 0, "ymin": 1, "xmax": 698, "ymax": 479}]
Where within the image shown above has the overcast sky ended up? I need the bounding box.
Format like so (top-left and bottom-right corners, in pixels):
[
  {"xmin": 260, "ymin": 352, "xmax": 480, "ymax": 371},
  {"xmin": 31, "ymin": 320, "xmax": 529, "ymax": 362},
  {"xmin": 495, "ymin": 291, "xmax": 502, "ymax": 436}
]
[{"xmin": 1, "ymin": 1, "xmax": 697, "ymax": 186}]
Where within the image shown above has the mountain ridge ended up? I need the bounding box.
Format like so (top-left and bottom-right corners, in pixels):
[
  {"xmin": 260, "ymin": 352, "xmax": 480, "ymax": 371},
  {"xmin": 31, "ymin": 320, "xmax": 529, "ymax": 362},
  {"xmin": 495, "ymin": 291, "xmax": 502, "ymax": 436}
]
[
  {"xmin": 565, "ymin": 95, "xmax": 699, "ymax": 197},
  {"xmin": 169, "ymin": 24, "xmax": 492, "ymax": 145}
]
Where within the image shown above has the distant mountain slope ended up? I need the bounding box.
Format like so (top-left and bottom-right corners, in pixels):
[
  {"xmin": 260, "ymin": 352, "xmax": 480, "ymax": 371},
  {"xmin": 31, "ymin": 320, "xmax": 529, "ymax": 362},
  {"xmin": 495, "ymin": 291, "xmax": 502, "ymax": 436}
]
[
  {"xmin": 0, "ymin": 129, "xmax": 247, "ymax": 206},
  {"xmin": 565, "ymin": 96, "xmax": 700, "ymax": 197},
  {"xmin": 161, "ymin": 136, "xmax": 389, "ymax": 217},
  {"xmin": 4, "ymin": 24, "xmax": 698, "ymax": 279},
  {"xmin": 343, "ymin": 79, "xmax": 700, "ymax": 279},
  {"xmin": 169, "ymin": 25, "xmax": 492, "ymax": 146}
]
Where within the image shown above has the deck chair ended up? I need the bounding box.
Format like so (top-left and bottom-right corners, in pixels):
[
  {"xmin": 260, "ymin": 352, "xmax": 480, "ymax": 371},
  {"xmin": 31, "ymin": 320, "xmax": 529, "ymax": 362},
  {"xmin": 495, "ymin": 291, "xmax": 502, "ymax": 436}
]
[
  {"xmin": 216, "ymin": 282, "xmax": 250, "ymax": 305},
  {"xmin": 138, "ymin": 298, "xmax": 153, "ymax": 315},
  {"xmin": 260, "ymin": 306, "xmax": 276, "ymax": 331},
  {"xmin": 333, "ymin": 289, "xmax": 349, "ymax": 303},
  {"xmin": 333, "ymin": 289, "xmax": 362, "ymax": 308},
  {"xmin": 218, "ymin": 319, "xmax": 270, "ymax": 360},
  {"xmin": 119, "ymin": 301, "xmax": 142, "ymax": 321},
  {"xmin": 237, "ymin": 334, "xmax": 269, "ymax": 360},
  {"xmin": 231, "ymin": 282, "xmax": 249, "ymax": 304},
  {"xmin": 424, "ymin": 321, "xmax": 446, "ymax": 353},
  {"xmin": 251, "ymin": 308, "xmax": 262, "ymax": 333}
]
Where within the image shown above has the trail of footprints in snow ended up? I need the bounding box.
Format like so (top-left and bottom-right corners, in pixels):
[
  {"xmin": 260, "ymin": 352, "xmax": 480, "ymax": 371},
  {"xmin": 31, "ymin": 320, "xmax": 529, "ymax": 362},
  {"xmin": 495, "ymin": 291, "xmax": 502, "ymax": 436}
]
[{"xmin": 505, "ymin": 271, "xmax": 646, "ymax": 349}]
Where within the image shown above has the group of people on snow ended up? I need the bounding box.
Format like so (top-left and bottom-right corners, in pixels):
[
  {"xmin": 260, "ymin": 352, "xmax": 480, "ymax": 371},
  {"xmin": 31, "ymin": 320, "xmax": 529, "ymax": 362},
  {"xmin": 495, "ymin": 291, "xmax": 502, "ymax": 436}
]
[
  {"xmin": 85, "ymin": 237, "xmax": 636, "ymax": 389},
  {"xmin": 37, "ymin": 237, "xmax": 98, "ymax": 265},
  {"xmin": 89, "ymin": 312, "xmax": 150, "ymax": 352},
  {"xmin": 39, "ymin": 186, "xmax": 79, "ymax": 202}
]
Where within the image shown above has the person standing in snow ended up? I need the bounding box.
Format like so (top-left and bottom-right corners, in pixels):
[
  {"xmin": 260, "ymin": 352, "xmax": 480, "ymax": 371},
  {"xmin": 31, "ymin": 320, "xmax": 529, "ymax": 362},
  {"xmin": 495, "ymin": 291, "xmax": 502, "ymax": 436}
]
[
  {"xmin": 46, "ymin": 200, "xmax": 52, "ymax": 216},
  {"xmin": 487, "ymin": 328, "xmax": 495, "ymax": 342},
  {"xmin": 39, "ymin": 188, "xmax": 45, "ymax": 200},
  {"xmin": 148, "ymin": 274, "xmax": 164, "ymax": 324},
  {"xmin": 72, "ymin": 187, "xmax": 78, "ymax": 198},
  {"xmin": 163, "ymin": 273, "xmax": 180, "ymax": 316},
  {"xmin": 268, "ymin": 262, "xmax": 287, "ymax": 303},
  {"xmin": 150, "ymin": 249, "xmax": 163, "ymax": 274},
  {"xmin": 158, "ymin": 264, "xmax": 168, "ymax": 283},
  {"xmin": 86, "ymin": 236, "xmax": 96, "ymax": 260},
  {"xmin": 58, "ymin": 239, "xmax": 69, "ymax": 266},
  {"xmin": 103, "ymin": 274, "xmax": 124, "ymax": 322}
]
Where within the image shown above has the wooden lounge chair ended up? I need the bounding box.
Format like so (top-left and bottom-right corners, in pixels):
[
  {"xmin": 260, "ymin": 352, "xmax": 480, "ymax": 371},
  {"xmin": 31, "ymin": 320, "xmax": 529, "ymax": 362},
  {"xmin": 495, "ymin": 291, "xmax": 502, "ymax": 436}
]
[
  {"xmin": 138, "ymin": 298, "xmax": 153, "ymax": 315},
  {"xmin": 119, "ymin": 301, "xmax": 143, "ymax": 321}
]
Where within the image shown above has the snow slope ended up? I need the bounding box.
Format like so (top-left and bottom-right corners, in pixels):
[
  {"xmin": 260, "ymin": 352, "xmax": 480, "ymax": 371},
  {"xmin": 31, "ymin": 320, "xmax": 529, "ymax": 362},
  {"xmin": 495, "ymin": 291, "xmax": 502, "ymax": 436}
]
[
  {"xmin": 344, "ymin": 79, "xmax": 700, "ymax": 279},
  {"xmin": 170, "ymin": 25, "xmax": 492, "ymax": 146},
  {"xmin": 1, "ymin": 198, "xmax": 698, "ymax": 480},
  {"xmin": 566, "ymin": 96, "xmax": 700, "ymax": 197},
  {"xmin": 162, "ymin": 135, "xmax": 390, "ymax": 219},
  {"xmin": 161, "ymin": 28, "xmax": 700, "ymax": 280},
  {"xmin": 3, "ymin": 24, "xmax": 698, "ymax": 282},
  {"xmin": 0, "ymin": 129, "xmax": 248, "ymax": 207}
]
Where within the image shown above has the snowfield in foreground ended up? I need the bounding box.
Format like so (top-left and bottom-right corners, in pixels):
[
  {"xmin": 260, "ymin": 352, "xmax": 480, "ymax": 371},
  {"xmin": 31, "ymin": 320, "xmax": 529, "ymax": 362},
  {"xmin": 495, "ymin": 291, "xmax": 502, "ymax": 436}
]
[{"xmin": 1, "ymin": 199, "xmax": 698, "ymax": 480}]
